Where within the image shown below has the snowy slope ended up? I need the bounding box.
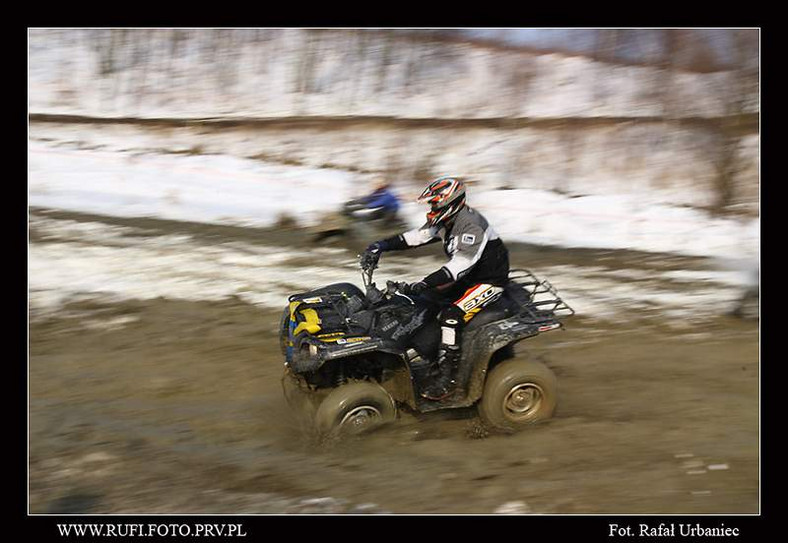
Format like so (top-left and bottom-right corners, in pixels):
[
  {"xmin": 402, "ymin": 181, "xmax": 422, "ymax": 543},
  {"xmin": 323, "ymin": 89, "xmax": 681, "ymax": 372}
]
[{"xmin": 29, "ymin": 140, "xmax": 759, "ymax": 262}]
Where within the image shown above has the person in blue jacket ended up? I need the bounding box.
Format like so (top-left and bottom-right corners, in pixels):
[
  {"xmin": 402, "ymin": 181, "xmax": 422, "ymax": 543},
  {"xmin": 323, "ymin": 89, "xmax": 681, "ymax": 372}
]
[{"xmin": 346, "ymin": 178, "xmax": 401, "ymax": 223}]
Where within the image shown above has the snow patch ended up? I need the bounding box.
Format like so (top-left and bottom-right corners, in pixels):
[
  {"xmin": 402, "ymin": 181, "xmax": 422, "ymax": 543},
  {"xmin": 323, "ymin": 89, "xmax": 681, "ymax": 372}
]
[{"xmin": 29, "ymin": 142, "xmax": 759, "ymax": 261}]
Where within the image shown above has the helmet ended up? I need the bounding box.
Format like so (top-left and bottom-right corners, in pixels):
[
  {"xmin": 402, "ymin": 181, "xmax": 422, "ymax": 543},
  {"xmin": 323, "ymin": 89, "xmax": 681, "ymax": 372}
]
[
  {"xmin": 418, "ymin": 175, "xmax": 467, "ymax": 227},
  {"xmin": 372, "ymin": 176, "xmax": 390, "ymax": 191}
]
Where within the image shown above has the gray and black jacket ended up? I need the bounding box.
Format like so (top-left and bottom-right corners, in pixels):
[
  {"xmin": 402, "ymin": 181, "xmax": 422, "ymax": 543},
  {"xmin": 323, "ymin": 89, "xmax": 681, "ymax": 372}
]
[{"xmin": 382, "ymin": 205, "xmax": 510, "ymax": 289}]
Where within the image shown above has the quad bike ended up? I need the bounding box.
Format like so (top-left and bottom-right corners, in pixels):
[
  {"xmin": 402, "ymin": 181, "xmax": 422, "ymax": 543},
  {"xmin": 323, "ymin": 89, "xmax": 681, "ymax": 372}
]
[
  {"xmin": 309, "ymin": 199, "xmax": 409, "ymax": 243},
  {"xmin": 280, "ymin": 257, "xmax": 574, "ymax": 439}
]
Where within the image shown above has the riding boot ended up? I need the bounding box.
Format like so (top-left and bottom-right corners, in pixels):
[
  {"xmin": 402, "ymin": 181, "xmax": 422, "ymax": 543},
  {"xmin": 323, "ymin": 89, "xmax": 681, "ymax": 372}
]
[
  {"xmin": 408, "ymin": 353, "xmax": 433, "ymax": 384},
  {"xmin": 420, "ymin": 346, "xmax": 461, "ymax": 401}
]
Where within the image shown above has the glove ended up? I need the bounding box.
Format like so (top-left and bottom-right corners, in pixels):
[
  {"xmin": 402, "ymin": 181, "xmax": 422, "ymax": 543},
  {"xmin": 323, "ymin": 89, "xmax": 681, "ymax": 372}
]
[
  {"xmin": 365, "ymin": 241, "xmax": 386, "ymax": 255},
  {"xmin": 360, "ymin": 241, "xmax": 386, "ymax": 270},
  {"xmin": 402, "ymin": 281, "xmax": 428, "ymax": 296}
]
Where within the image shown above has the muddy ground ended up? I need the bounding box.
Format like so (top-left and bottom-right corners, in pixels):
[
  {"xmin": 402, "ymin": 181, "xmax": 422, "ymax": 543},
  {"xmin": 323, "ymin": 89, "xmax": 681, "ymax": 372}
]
[{"xmin": 28, "ymin": 209, "xmax": 759, "ymax": 515}]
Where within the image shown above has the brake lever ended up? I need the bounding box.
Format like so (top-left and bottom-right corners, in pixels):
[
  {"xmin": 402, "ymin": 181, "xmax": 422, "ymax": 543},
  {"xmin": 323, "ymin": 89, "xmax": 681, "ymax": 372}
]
[{"xmin": 385, "ymin": 280, "xmax": 398, "ymax": 296}]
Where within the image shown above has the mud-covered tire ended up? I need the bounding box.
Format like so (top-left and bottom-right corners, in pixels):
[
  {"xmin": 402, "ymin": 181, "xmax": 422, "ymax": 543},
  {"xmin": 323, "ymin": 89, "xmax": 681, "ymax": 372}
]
[
  {"xmin": 281, "ymin": 368, "xmax": 320, "ymax": 423},
  {"xmin": 478, "ymin": 359, "xmax": 557, "ymax": 433},
  {"xmin": 314, "ymin": 381, "xmax": 397, "ymax": 439}
]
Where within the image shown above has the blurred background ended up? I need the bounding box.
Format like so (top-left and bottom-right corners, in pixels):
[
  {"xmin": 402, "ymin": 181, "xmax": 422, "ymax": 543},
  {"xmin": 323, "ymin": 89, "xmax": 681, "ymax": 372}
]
[
  {"xmin": 28, "ymin": 28, "xmax": 759, "ymax": 516},
  {"xmin": 29, "ymin": 28, "xmax": 759, "ymax": 252}
]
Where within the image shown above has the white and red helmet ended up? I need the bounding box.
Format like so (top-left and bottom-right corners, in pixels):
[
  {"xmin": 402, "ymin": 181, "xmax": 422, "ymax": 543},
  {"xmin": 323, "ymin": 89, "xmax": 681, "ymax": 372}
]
[{"xmin": 418, "ymin": 175, "xmax": 467, "ymax": 227}]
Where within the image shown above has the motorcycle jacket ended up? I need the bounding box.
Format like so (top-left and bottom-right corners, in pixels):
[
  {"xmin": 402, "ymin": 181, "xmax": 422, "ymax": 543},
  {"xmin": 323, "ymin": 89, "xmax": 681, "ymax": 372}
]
[
  {"xmin": 363, "ymin": 187, "xmax": 401, "ymax": 214},
  {"xmin": 381, "ymin": 205, "xmax": 510, "ymax": 289}
]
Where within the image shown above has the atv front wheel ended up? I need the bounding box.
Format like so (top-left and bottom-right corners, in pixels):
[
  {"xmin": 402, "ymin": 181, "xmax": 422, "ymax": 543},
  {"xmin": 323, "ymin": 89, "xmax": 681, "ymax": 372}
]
[
  {"xmin": 282, "ymin": 368, "xmax": 320, "ymax": 424},
  {"xmin": 478, "ymin": 359, "xmax": 557, "ymax": 433},
  {"xmin": 314, "ymin": 381, "xmax": 397, "ymax": 439}
]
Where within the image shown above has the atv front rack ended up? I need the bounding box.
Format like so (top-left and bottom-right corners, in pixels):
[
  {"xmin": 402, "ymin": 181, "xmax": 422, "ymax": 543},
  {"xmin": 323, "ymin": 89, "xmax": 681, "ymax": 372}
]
[{"xmin": 508, "ymin": 269, "xmax": 575, "ymax": 321}]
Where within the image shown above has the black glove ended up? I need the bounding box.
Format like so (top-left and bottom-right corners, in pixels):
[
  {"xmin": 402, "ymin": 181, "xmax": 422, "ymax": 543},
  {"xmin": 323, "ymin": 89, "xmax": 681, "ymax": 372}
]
[
  {"xmin": 360, "ymin": 241, "xmax": 386, "ymax": 270},
  {"xmin": 366, "ymin": 241, "xmax": 388, "ymax": 254},
  {"xmin": 402, "ymin": 281, "xmax": 428, "ymax": 296}
]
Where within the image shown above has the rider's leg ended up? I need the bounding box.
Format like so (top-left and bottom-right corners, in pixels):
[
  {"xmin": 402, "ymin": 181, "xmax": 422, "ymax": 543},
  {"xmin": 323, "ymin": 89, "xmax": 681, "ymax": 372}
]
[
  {"xmin": 420, "ymin": 283, "xmax": 504, "ymax": 400},
  {"xmin": 420, "ymin": 304, "xmax": 464, "ymax": 401}
]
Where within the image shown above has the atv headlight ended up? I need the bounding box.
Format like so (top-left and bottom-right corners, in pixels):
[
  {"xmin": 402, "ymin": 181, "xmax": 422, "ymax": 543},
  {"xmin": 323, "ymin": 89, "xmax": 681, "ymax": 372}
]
[{"xmin": 309, "ymin": 343, "xmax": 318, "ymax": 357}]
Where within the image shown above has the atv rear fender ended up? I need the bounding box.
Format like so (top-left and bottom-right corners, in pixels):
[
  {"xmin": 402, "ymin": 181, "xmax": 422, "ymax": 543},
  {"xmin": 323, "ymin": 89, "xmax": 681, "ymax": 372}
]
[{"xmin": 459, "ymin": 316, "xmax": 563, "ymax": 407}]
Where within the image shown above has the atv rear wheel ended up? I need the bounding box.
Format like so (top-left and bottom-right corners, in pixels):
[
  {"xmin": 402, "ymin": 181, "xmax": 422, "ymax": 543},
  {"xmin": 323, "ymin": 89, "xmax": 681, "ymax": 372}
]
[
  {"xmin": 314, "ymin": 381, "xmax": 397, "ymax": 439},
  {"xmin": 478, "ymin": 359, "xmax": 557, "ymax": 433}
]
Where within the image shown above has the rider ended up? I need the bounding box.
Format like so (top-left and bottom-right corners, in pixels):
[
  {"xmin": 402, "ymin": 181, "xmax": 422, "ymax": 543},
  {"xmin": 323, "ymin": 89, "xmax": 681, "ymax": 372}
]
[
  {"xmin": 362, "ymin": 175, "xmax": 510, "ymax": 401},
  {"xmin": 348, "ymin": 177, "xmax": 401, "ymax": 223}
]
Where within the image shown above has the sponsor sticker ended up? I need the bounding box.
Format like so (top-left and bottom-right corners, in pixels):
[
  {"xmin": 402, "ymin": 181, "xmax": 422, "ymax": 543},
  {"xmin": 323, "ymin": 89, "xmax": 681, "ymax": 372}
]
[
  {"xmin": 497, "ymin": 320, "xmax": 532, "ymax": 333},
  {"xmin": 461, "ymin": 233, "xmax": 476, "ymax": 245},
  {"xmin": 460, "ymin": 286, "xmax": 501, "ymax": 311},
  {"xmin": 336, "ymin": 336, "xmax": 371, "ymax": 345},
  {"xmin": 380, "ymin": 320, "xmax": 398, "ymax": 332}
]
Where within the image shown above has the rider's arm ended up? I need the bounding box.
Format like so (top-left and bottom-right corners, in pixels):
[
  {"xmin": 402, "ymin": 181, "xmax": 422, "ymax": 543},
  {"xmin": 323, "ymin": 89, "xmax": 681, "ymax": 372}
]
[
  {"xmin": 364, "ymin": 224, "xmax": 440, "ymax": 274},
  {"xmin": 377, "ymin": 223, "xmax": 440, "ymax": 251}
]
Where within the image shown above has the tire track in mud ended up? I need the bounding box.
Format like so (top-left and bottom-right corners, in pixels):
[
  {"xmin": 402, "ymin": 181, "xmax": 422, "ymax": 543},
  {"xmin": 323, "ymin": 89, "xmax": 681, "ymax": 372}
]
[{"xmin": 29, "ymin": 297, "xmax": 758, "ymax": 514}]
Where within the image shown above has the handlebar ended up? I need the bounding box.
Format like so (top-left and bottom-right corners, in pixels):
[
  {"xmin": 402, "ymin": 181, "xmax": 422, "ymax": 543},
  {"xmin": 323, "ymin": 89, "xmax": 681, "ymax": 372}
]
[
  {"xmin": 358, "ymin": 253, "xmax": 413, "ymax": 304},
  {"xmin": 360, "ymin": 254, "xmax": 378, "ymax": 290}
]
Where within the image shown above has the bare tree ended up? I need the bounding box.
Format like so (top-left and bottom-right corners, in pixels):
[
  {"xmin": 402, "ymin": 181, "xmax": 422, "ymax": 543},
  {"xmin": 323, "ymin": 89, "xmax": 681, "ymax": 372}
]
[
  {"xmin": 375, "ymin": 30, "xmax": 396, "ymax": 93},
  {"xmin": 654, "ymin": 29, "xmax": 758, "ymax": 214},
  {"xmin": 712, "ymin": 29, "xmax": 759, "ymax": 213}
]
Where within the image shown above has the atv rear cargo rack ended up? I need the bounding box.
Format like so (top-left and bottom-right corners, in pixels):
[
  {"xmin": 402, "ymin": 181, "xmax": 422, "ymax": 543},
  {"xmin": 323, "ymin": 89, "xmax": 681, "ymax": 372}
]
[{"xmin": 508, "ymin": 269, "xmax": 575, "ymax": 321}]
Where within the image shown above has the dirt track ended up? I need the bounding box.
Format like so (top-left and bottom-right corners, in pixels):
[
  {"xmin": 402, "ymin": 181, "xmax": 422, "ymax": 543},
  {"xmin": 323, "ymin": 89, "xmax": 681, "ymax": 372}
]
[{"xmin": 28, "ymin": 210, "xmax": 759, "ymax": 515}]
